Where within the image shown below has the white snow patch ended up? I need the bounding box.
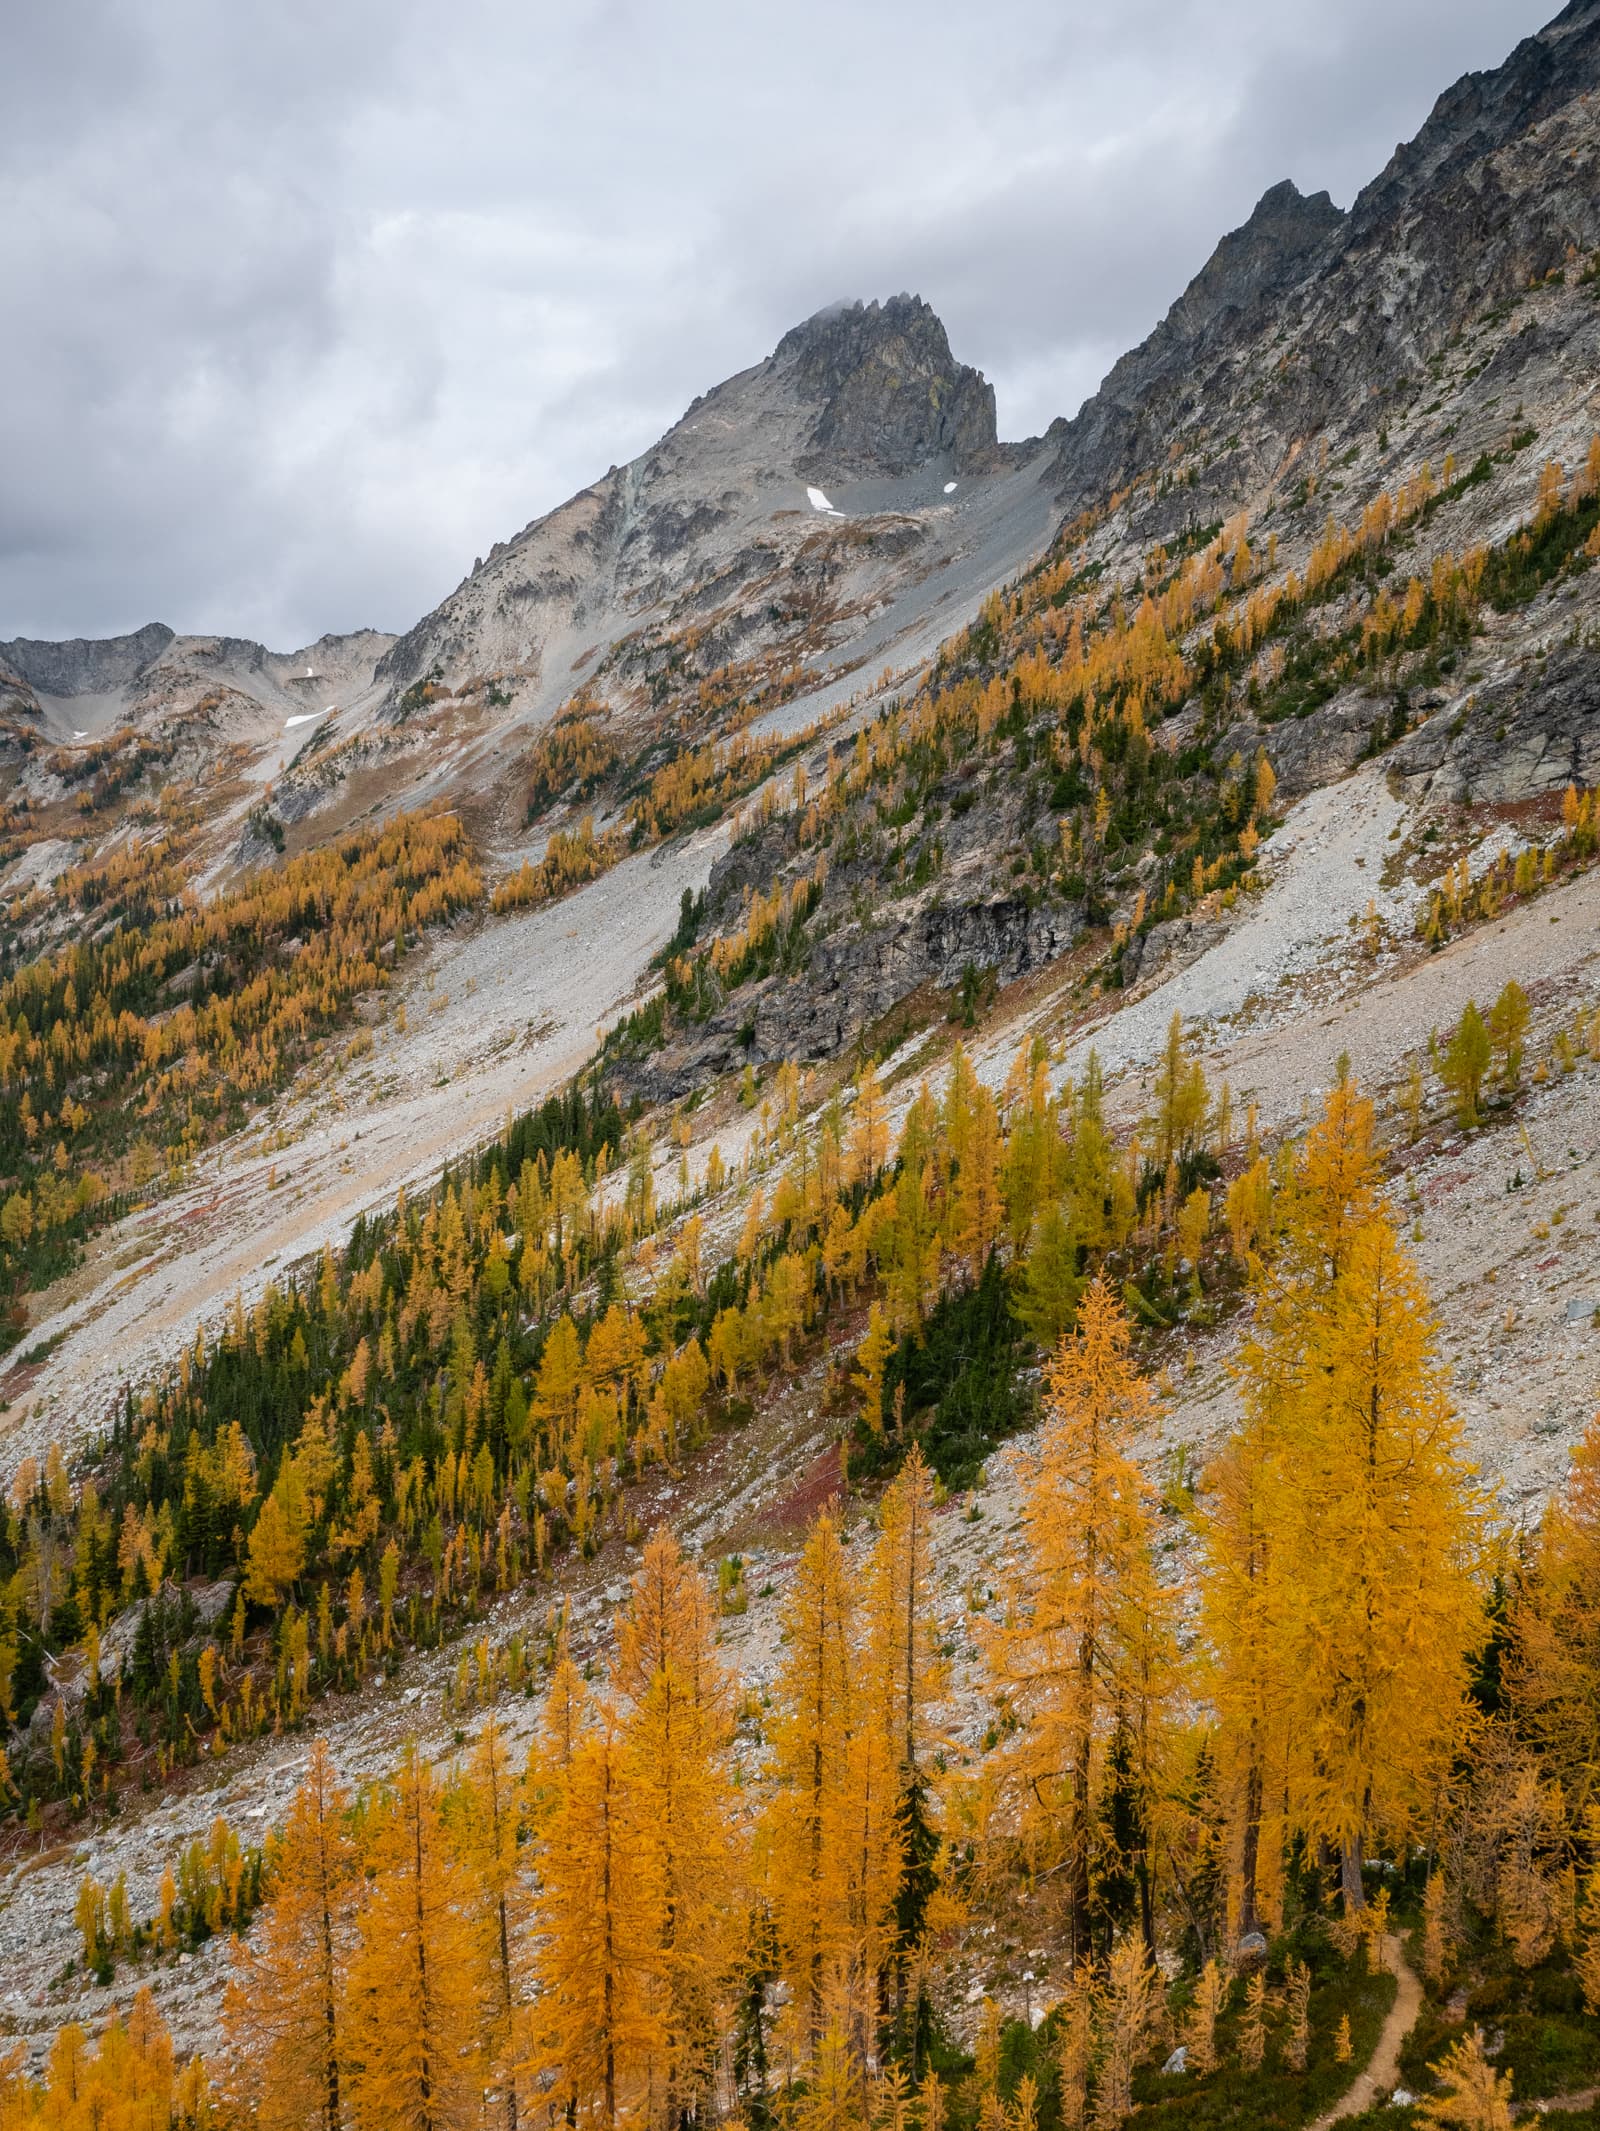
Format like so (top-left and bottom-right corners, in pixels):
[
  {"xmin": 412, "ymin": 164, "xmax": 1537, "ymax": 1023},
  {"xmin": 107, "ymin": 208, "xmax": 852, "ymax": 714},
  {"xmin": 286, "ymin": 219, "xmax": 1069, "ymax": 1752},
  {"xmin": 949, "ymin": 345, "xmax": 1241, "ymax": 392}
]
[
  {"xmin": 806, "ymin": 486, "xmax": 842, "ymax": 515},
  {"xmin": 284, "ymin": 709, "xmax": 331, "ymax": 730},
  {"xmin": 943, "ymin": 481, "xmax": 958, "ymax": 494},
  {"xmin": 73, "ymin": 729, "xmax": 87, "ymax": 739}
]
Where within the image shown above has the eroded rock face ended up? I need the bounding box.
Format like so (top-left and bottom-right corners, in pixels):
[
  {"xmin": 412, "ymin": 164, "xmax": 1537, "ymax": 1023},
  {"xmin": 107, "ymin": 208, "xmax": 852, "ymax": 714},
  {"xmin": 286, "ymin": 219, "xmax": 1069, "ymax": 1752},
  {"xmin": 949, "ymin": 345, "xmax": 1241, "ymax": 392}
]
[
  {"xmin": 1392, "ymin": 641, "xmax": 1600, "ymax": 803},
  {"xmin": 776, "ymin": 294, "xmax": 999, "ymax": 477},
  {"xmin": 756, "ymin": 895, "xmax": 1076, "ymax": 1058},
  {"xmin": 1260, "ymin": 687, "xmax": 1392, "ymax": 799},
  {"xmin": 613, "ymin": 892, "xmax": 1078, "ymax": 1105},
  {"xmin": 0, "ymin": 622, "xmax": 175, "ymax": 700}
]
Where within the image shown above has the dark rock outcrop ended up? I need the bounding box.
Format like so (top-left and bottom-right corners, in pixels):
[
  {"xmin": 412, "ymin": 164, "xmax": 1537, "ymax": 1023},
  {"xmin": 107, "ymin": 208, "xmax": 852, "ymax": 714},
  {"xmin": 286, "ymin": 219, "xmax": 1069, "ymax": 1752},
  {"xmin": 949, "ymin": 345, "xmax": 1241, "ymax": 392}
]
[
  {"xmin": 1391, "ymin": 641, "xmax": 1600, "ymax": 803},
  {"xmin": 613, "ymin": 893, "xmax": 1078, "ymax": 1105},
  {"xmin": 1343, "ymin": 0, "xmax": 1600, "ymax": 239},
  {"xmin": 777, "ymin": 294, "xmax": 999, "ymax": 476},
  {"xmin": 0, "ymin": 621, "xmax": 174, "ymax": 699},
  {"xmin": 753, "ymin": 896, "xmax": 1075, "ymax": 1061},
  {"xmin": 1256, "ymin": 686, "xmax": 1395, "ymax": 799}
]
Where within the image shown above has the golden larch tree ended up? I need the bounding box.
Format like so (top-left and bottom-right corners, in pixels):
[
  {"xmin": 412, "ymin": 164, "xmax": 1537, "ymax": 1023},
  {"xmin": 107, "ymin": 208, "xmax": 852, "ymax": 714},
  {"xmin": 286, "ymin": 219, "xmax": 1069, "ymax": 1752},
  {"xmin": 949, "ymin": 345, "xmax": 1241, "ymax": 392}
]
[
  {"xmin": 613, "ymin": 1529, "xmax": 741, "ymax": 2128},
  {"xmin": 342, "ymin": 1746, "xmax": 488, "ymax": 2131},
  {"xmin": 456, "ymin": 1716, "xmax": 530, "ymax": 2131},
  {"xmin": 525, "ymin": 1623, "xmax": 589, "ymax": 1833},
  {"xmin": 982, "ymin": 1279, "xmax": 1172, "ymax": 1962},
  {"xmin": 1507, "ymin": 1411, "xmax": 1600, "ymax": 1816},
  {"xmin": 1199, "ymin": 1342, "xmax": 1295, "ymax": 1943},
  {"xmin": 1278, "ymin": 1212, "xmax": 1484, "ymax": 1905},
  {"xmin": 223, "ymin": 1737, "xmax": 355, "ymax": 2131},
  {"xmin": 761, "ymin": 1507, "xmax": 862, "ymax": 2038},
  {"xmin": 527, "ymin": 1716, "xmax": 663, "ymax": 2131}
]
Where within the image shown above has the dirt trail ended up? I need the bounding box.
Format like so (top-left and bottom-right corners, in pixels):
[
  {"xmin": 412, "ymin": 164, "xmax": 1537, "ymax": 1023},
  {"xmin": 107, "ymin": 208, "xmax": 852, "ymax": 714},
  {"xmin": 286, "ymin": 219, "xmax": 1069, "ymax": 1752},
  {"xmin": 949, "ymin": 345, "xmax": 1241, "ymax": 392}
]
[
  {"xmin": 1523, "ymin": 2087, "xmax": 1600, "ymax": 2118},
  {"xmin": 1310, "ymin": 1933, "xmax": 1424, "ymax": 2129}
]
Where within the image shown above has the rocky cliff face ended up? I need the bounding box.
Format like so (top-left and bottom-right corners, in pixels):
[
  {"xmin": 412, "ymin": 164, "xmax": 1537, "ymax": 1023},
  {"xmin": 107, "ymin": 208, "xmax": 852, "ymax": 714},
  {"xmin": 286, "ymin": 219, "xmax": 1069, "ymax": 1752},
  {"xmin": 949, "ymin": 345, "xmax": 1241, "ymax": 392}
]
[
  {"xmin": 0, "ymin": 624, "xmax": 396, "ymax": 752},
  {"xmin": 775, "ymin": 294, "xmax": 999, "ymax": 477},
  {"xmin": 0, "ymin": 622, "xmax": 175, "ymax": 701},
  {"xmin": 1393, "ymin": 638, "xmax": 1600, "ymax": 806},
  {"xmin": 0, "ymin": 653, "xmax": 43, "ymax": 726},
  {"xmin": 1345, "ymin": 0, "xmax": 1599, "ymax": 235},
  {"xmin": 1045, "ymin": 180, "xmax": 1345, "ymax": 508},
  {"xmin": 1047, "ymin": 0, "xmax": 1600, "ymax": 524}
]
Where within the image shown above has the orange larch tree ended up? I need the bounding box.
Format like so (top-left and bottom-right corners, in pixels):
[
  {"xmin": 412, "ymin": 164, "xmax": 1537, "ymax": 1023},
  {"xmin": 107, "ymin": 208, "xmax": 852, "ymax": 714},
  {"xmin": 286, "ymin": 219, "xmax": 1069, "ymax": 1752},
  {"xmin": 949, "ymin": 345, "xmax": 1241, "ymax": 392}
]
[
  {"xmin": 981, "ymin": 1278, "xmax": 1173, "ymax": 1963},
  {"xmin": 223, "ymin": 1737, "xmax": 355, "ymax": 2131},
  {"xmin": 527, "ymin": 1717, "xmax": 663, "ymax": 2131},
  {"xmin": 613, "ymin": 1529, "xmax": 741, "ymax": 2128},
  {"xmin": 341, "ymin": 1747, "xmax": 488, "ymax": 2131}
]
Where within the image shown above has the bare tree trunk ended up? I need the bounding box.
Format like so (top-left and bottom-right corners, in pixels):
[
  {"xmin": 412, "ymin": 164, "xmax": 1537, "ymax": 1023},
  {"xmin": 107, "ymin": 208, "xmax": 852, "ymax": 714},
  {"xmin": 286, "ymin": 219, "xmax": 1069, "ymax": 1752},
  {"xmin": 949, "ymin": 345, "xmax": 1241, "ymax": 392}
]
[
  {"xmin": 1340, "ymin": 1834, "xmax": 1367, "ymax": 1912},
  {"xmin": 1238, "ymin": 1758, "xmax": 1264, "ymax": 1940}
]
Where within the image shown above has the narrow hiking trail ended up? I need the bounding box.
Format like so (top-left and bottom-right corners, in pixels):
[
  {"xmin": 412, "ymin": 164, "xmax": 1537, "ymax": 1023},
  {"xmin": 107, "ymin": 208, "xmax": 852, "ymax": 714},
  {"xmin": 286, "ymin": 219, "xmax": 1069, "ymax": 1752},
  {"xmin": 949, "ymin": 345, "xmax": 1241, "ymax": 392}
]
[{"xmin": 1310, "ymin": 1933, "xmax": 1424, "ymax": 2129}]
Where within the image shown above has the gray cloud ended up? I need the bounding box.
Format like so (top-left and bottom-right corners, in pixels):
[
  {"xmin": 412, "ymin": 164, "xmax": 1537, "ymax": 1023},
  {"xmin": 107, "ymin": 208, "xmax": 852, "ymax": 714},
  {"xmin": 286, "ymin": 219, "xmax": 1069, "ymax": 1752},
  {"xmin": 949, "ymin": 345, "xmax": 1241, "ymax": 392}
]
[{"xmin": 0, "ymin": 0, "xmax": 1556, "ymax": 647}]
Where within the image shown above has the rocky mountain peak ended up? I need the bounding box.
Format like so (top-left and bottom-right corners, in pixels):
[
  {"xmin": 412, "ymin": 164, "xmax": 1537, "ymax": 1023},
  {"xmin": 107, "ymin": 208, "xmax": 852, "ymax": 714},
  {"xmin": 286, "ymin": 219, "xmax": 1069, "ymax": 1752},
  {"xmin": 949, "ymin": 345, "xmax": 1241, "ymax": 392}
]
[
  {"xmin": 0, "ymin": 621, "xmax": 175, "ymax": 700},
  {"xmin": 1164, "ymin": 179, "xmax": 1345, "ymax": 344},
  {"xmin": 1044, "ymin": 0, "xmax": 1600, "ymax": 520},
  {"xmin": 1348, "ymin": 0, "xmax": 1600, "ymax": 236},
  {"xmin": 1039, "ymin": 178, "xmax": 1345, "ymax": 507},
  {"xmin": 773, "ymin": 293, "xmax": 998, "ymax": 476}
]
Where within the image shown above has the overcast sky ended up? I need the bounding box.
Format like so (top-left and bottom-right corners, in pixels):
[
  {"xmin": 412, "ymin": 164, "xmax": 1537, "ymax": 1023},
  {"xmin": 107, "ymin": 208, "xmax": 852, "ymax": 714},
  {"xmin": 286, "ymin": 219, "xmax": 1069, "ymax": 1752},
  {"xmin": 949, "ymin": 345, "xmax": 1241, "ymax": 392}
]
[{"xmin": 0, "ymin": 0, "xmax": 1557, "ymax": 650}]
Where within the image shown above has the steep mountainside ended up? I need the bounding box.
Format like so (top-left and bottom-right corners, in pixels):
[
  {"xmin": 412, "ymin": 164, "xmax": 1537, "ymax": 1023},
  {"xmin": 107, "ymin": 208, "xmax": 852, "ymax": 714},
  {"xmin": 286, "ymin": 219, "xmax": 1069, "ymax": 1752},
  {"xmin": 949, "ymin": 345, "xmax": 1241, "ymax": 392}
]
[
  {"xmin": 2, "ymin": 9, "xmax": 1600, "ymax": 2096},
  {"xmin": 0, "ymin": 299, "xmax": 1059, "ymax": 895},
  {"xmin": 1048, "ymin": 0, "xmax": 1600, "ymax": 526},
  {"xmin": 592, "ymin": 0, "xmax": 1600, "ymax": 1094}
]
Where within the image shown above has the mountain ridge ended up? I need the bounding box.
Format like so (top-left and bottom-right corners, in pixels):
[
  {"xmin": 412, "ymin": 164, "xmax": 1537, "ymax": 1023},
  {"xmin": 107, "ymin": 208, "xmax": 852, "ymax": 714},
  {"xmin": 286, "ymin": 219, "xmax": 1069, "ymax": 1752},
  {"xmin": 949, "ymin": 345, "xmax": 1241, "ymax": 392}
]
[{"xmin": 0, "ymin": 0, "xmax": 1594, "ymax": 948}]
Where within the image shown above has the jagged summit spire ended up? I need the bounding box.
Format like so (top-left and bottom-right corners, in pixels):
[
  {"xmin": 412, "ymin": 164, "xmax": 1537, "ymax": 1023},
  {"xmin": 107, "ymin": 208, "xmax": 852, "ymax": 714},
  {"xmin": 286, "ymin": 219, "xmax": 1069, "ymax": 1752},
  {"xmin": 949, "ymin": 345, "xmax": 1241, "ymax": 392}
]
[
  {"xmin": 1165, "ymin": 180, "xmax": 1345, "ymax": 345},
  {"xmin": 773, "ymin": 292, "xmax": 999, "ymax": 477}
]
